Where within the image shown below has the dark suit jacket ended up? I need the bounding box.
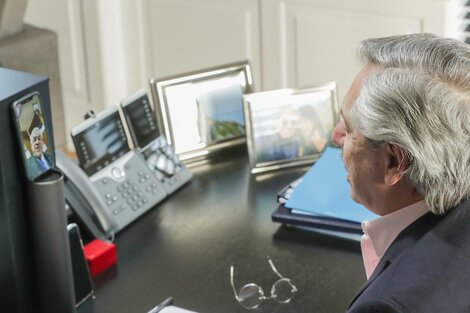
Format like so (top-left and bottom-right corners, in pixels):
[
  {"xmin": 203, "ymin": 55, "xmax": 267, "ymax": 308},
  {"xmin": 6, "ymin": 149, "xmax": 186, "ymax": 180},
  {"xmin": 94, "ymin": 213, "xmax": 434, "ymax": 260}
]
[
  {"xmin": 347, "ymin": 198, "xmax": 470, "ymax": 313},
  {"xmin": 26, "ymin": 153, "xmax": 53, "ymax": 179}
]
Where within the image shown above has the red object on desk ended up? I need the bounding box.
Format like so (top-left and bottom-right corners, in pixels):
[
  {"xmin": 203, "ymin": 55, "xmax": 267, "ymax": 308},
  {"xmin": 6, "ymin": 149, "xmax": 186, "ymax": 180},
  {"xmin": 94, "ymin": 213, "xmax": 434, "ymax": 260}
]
[{"xmin": 83, "ymin": 239, "xmax": 117, "ymax": 277}]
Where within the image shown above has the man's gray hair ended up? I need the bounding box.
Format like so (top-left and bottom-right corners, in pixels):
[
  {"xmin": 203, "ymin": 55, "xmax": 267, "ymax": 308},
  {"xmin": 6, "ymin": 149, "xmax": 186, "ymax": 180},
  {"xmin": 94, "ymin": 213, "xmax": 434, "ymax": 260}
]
[{"xmin": 349, "ymin": 33, "xmax": 470, "ymax": 215}]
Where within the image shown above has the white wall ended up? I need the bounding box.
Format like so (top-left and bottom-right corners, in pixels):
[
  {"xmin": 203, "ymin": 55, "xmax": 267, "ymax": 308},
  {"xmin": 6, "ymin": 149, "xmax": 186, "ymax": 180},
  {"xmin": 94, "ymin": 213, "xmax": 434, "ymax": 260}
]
[{"xmin": 24, "ymin": 0, "xmax": 465, "ymax": 151}]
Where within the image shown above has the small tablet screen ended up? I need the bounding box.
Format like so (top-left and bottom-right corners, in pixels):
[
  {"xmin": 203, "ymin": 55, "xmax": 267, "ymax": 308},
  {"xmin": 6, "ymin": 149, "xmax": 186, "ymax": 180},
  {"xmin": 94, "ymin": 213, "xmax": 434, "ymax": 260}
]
[{"xmin": 11, "ymin": 92, "xmax": 55, "ymax": 181}]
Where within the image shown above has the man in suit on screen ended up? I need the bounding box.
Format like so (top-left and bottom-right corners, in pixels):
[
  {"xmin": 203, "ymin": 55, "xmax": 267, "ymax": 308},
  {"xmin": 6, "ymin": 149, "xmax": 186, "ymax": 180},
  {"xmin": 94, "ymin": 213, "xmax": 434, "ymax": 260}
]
[
  {"xmin": 331, "ymin": 33, "xmax": 470, "ymax": 312},
  {"xmin": 27, "ymin": 114, "xmax": 53, "ymax": 177}
]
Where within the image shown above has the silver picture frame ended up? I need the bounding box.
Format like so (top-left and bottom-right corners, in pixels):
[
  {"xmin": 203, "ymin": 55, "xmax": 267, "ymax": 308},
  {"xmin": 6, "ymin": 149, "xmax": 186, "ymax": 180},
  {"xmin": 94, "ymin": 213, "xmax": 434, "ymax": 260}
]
[
  {"xmin": 243, "ymin": 82, "xmax": 339, "ymax": 174},
  {"xmin": 149, "ymin": 61, "xmax": 254, "ymax": 162}
]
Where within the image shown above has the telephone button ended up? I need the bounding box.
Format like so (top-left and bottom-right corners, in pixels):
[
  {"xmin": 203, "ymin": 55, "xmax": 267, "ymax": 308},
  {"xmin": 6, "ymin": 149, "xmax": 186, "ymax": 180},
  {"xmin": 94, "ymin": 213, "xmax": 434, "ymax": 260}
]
[
  {"xmin": 155, "ymin": 172, "xmax": 164, "ymax": 182},
  {"xmin": 111, "ymin": 167, "xmax": 124, "ymax": 179},
  {"xmin": 113, "ymin": 206, "xmax": 125, "ymax": 215}
]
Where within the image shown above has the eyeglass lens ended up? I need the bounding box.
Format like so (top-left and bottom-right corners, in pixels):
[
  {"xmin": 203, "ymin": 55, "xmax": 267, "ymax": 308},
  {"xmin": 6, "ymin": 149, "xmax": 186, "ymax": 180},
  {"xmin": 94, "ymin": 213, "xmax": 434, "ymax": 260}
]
[
  {"xmin": 238, "ymin": 284, "xmax": 264, "ymax": 309},
  {"xmin": 271, "ymin": 278, "xmax": 296, "ymax": 303}
]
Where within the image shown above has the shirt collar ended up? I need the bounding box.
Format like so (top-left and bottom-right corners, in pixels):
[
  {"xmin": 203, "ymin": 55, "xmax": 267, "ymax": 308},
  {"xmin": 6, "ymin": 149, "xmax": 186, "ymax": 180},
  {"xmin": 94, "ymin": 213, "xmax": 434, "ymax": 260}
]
[{"xmin": 361, "ymin": 199, "xmax": 429, "ymax": 259}]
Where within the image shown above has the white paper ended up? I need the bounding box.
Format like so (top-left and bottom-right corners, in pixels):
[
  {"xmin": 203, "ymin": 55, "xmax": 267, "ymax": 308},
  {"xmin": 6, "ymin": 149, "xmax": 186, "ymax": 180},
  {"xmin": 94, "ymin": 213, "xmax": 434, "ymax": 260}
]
[{"xmin": 159, "ymin": 305, "xmax": 198, "ymax": 313}]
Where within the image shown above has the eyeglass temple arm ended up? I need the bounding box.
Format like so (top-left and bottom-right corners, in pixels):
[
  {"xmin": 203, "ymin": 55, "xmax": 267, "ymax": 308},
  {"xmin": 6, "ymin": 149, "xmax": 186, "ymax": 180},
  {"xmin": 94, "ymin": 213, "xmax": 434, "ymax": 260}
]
[
  {"xmin": 267, "ymin": 258, "xmax": 286, "ymax": 280},
  {"xmin": 268, "ymin": 258, "xmax": 298, "ymax": 292},
  {"xmin": 230, "ymin": 266, "xmax": 242, "ymax": 301}
]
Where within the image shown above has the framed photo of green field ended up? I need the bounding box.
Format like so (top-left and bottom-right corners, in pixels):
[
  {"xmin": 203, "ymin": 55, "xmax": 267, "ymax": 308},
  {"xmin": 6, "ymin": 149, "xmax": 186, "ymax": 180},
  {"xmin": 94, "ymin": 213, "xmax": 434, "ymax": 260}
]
[{"xmin": 150, "ymin": 61, "xmax": 254, "ymax": 163}]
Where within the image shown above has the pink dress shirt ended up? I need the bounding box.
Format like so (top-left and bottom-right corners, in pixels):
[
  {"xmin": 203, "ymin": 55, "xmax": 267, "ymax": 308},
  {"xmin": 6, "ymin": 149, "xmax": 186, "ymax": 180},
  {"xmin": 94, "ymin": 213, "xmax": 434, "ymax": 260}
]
[{"xmin": 360, "ymin": 200, "xmax": 429, "ymax": 279}]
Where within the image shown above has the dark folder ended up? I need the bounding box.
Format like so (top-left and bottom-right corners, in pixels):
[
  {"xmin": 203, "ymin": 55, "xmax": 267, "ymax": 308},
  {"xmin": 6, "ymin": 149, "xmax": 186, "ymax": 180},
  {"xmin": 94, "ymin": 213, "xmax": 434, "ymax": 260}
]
[{"xmin": 271, "ymin": 203, "xmax": 363, "ymax": 234}]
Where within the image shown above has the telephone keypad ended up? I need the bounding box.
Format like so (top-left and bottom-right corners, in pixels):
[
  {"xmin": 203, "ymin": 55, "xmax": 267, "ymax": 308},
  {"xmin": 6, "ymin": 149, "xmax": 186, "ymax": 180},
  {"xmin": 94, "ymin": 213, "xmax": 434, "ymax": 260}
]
[
  {"xmin": 111, "ymin": 177, "xmax": 161, "ymax": 214},
  {"xmin": 91, "ymin": 152, "xmax": 166, "ymax": 231}
]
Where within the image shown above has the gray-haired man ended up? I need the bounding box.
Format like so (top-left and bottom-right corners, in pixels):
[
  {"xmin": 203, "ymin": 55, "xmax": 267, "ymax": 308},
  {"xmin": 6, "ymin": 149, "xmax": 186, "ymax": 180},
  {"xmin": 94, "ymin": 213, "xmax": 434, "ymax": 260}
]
[{"xmin": 331, "ymin": 34, "xmax": 470, "ymax": 312}]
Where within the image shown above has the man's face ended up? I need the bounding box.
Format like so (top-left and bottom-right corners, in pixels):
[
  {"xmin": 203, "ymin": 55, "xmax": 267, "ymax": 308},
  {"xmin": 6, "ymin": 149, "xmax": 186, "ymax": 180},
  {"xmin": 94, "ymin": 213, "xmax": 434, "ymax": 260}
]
[
  {"xmin": 331, "ymin": 67, "xmax": 388, "ymax": 213},
  {"xmin": 30, "ymin": 130, "xmax": 44, "ymax": 158},
  {"xmin": 277, "ymin": 110, "xmax": 300, "ymax": 139}
]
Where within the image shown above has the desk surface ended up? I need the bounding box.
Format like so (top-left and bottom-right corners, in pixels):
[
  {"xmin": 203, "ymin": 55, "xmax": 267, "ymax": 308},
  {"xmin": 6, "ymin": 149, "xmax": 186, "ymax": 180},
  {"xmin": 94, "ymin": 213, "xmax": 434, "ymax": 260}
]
[{"xmin": 88, "ymin": 153, "xmax": 366, "ymax": 313}]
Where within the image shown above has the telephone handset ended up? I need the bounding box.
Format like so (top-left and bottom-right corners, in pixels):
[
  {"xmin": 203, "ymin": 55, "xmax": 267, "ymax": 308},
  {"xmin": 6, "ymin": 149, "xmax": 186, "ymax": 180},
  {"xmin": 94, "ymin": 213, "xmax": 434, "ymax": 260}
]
[{"xmin": 57, "ymin": 150, "xmax": 116, "ymax": 240}]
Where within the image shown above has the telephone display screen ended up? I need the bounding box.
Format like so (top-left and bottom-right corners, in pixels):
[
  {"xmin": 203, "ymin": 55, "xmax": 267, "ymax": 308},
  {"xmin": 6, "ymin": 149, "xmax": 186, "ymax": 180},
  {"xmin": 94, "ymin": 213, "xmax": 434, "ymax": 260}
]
[
  {"xmin": 11, "ymin": 92, "xmax": 55, "ymax": 181},
  {"xmin": 121, "ymin": 94, "xmax": 160, "ymax": 149},
  {"xmin": 73, "ymin": 111, "xmax": 129, "ymax": 176}
]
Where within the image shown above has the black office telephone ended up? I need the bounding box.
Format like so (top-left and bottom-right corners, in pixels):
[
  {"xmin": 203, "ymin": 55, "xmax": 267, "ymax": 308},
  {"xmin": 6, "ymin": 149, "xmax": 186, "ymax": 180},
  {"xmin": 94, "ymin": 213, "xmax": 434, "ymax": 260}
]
[
  {"xmin": 58, "ymin": 92, "xmax": 192, "ymax": 240},
  {"xmin": 59, "ymin": 106, "xmax": 168, "ymax": 240}
]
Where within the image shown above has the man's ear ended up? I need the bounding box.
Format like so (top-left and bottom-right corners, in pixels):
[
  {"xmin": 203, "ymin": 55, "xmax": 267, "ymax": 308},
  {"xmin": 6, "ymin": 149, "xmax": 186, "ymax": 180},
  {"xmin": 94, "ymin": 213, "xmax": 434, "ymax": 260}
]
[{"xmin": 384, "ymin": 143, "xmax": 407, "ymax": 186}]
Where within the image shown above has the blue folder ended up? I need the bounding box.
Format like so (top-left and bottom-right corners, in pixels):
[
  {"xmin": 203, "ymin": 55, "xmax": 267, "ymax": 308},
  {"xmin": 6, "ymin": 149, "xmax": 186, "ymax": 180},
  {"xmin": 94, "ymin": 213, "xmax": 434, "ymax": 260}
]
[{"xmin": 285, "ymin": 147, "xmax": 378, "ymax": 223}]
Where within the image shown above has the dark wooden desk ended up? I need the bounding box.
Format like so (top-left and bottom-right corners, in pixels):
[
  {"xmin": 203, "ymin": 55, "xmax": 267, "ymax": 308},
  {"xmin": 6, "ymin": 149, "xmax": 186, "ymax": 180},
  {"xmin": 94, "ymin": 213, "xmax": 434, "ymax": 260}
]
[{"xmin": 88, "ymin": 153, "xmax": 366, "ymax": 313}]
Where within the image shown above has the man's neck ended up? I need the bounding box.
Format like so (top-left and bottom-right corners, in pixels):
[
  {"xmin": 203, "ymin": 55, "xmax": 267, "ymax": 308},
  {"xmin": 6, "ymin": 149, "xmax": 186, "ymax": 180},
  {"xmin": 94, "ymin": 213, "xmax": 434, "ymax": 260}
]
[{"xmin": 373, "ymin": 184, "xmax": 424, "ymax": 216}]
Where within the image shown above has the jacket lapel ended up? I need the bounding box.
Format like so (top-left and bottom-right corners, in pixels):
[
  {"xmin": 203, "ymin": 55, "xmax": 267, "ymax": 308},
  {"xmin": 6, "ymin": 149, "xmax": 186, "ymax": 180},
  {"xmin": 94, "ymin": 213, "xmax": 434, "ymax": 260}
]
[
  {"xmin": 348, "ymin": 212, "xmax": 440, "ymax": 309},
  {"xmin": 348, "ymin": 256, "xmax": 391, "ymax": 307}
]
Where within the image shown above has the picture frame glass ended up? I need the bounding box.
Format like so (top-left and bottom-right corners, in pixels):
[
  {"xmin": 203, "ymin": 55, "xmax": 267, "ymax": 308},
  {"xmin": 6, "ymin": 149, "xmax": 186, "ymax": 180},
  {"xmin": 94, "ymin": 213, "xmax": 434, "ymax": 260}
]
[
  {"xmin": 151, "ymin": 62, "xmax": 253, "ymax": 160},
  {"xmin": 244, "ymin": 83, "xmax": 338, "ymax": 174}
]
